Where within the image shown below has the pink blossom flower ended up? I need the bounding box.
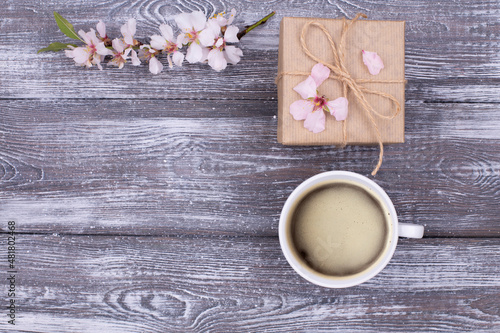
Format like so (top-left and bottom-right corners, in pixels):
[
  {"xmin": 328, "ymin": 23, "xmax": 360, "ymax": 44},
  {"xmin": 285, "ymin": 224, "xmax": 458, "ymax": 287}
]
[
  {"xmin": 199, "ymin": 19, "xmax": 242, "ymax": 71},
  {"xmin": 362, "ymin": 50, "xmax": 384, "ymax": 75},
  {"xmin": 150, "ymin": 24, "xmax": 184, "ymax": 68},
  {"xmin": 290, "ymin": 63, "xmax": 348, "ymax": 133},
  {"xmin": 65, "ymin": 28, "xmax": 109, "ymax": 70},
  {"xmin": 175, "ymin": 11, "xmax": 207, "ymax": 63}
]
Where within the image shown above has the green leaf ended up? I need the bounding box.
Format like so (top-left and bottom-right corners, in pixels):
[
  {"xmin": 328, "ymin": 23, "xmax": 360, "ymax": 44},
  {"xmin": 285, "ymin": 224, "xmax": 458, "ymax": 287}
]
[
  {"xmin": 53, "ymin": 11, "xmax": 83, "ymax": 41},
  {"xmin": 37, "ymin": 42, "xmax": 77, "ymax": 54}
]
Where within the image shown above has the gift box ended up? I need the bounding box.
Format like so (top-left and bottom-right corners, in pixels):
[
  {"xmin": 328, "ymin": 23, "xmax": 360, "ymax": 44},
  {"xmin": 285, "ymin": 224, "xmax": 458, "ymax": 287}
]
[{"xmin": 277, "ymin": 15, "xmax": 406, "ymax": 147}]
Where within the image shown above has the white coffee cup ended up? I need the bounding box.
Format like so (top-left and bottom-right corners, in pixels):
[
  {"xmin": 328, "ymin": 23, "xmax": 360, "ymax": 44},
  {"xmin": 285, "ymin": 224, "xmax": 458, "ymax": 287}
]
[{"xmin": 279, "ymin": 171, "xmax": 424, "ymax": 288}]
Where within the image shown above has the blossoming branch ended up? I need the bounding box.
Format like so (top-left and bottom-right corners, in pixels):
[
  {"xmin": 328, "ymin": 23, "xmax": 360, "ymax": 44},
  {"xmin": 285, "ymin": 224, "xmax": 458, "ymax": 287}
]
[{"xmin": 39, "ymin": 10, "xmax": 275, "ymax": 73}]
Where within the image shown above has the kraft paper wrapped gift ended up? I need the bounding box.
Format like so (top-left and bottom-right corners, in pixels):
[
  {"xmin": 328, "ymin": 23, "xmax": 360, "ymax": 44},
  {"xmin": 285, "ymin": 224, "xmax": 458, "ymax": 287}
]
[{"xmin": 277, "ymin": 15, "xmax": 406, "ymax": 146}]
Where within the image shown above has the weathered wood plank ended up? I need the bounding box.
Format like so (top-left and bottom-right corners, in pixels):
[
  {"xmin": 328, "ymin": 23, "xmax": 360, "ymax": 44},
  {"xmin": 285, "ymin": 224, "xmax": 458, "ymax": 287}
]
[
  {"xmin": 1, "ymin": 0, "xmax": 500, "ymax": 101},
  {"xmin": 1, "ymin": 1, "xmax": 499, "ymax": 332},
  {"xmin": 2, "ymin": 235, "xmax": 499, "ymax": 332},
  {"xmin": 0, "ymin": 100, "xmax": 499, "ymax": 236}
]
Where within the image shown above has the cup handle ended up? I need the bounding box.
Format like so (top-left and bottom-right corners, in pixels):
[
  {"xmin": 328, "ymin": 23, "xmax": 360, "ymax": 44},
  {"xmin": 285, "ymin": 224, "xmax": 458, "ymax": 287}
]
[{"xmin": 398, "ymin": 223, "xmax": 424, "ymax": 238}]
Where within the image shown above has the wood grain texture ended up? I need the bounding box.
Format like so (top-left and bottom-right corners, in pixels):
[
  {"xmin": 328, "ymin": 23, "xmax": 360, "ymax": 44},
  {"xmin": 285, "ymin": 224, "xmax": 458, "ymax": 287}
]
[
  {"xmin": 1, "ymin": 0, "xmax": 500, "ymax": 101},
  {"xmin": 1, "ymin": 235, "xmax": 498, "ymax": 333},
  {"xmin": 1, "ymin": 0, "xmax": 500, "ymax": 331},
  {"xmin": 1, "ymin": 100, "xmax": 499, "ymax": 237}
]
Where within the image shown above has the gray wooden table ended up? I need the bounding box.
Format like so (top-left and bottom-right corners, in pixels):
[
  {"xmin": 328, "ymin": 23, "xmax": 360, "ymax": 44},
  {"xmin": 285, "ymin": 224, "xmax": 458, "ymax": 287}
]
[{"xmin": 1, "ymin": 0, "xmax": 500, "ymax": 332}]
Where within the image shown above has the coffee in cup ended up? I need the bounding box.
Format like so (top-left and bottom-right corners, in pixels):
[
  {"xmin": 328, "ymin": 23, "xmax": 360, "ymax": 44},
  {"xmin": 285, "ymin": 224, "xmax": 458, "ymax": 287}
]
[{"xmin": 279, "ymin": 171, "xmax": 424, "ymax": 288}]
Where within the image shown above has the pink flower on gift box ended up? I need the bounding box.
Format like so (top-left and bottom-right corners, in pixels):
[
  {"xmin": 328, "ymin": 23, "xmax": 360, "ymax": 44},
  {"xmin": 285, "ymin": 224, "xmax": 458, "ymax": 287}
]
[{"xmin": 290, "ymin": 63, "xmax": 348, "ymax": 133}]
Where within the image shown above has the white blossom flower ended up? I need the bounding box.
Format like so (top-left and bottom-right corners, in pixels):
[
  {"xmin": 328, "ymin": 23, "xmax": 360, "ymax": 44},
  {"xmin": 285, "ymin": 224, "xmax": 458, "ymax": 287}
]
[
  {"xmin": 139, "ymin": 45, "xmax": 163, "ymax": 74},
  {"xmin": 150, "ymin": 24, "xmax": 184, "ymax": 68},
  {"xmin": 65, "ymin": 28, "xmax": 109, "ymax": 70},
  {"xmin": 109, "ymin": 38, "xmax": 130, "ymax": 69},
  {"xmin": 119, "ymin": 18, "xmax": 140, "ymax": 66},
  {"xmin": 175, "ymin": 11, "xmax": 207, "ymax": 63},
  {"xmin": 54, "ymin": 9, "xmax": 253, "ymax": 72},
  {"xmin": 199, "ymin": 19, "xmax": 242, "ymax": 71}
]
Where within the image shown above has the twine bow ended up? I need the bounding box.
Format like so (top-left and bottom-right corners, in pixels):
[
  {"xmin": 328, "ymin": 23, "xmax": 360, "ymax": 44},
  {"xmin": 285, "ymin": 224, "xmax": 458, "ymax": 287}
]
[{"xmin": 276, "ymin": 13, "xmax": 406, "ymax": 175}]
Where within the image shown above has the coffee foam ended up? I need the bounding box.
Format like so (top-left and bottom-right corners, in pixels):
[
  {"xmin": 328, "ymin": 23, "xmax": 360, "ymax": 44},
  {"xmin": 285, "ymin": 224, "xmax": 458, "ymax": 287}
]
[{"xmin": 288, "ymin": 180, "xmax": 391, "ymax": 277}]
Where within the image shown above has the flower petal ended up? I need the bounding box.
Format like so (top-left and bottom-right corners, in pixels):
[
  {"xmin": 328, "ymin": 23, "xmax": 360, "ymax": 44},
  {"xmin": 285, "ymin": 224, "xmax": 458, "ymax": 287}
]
[
  {"xmin": 207, "ymin": 49, "xmax": 227, "ymax": 71},
  {"xmin": 203, "ymin": 19, "xmax": 221, "ymax": 40},
  {"xmin": 123, "ymin": 33, "xmax": 134, "ymax": 46},
  {"xmin": 215, "ymin": 14, "xmax": 227, "ymax": 27},
  {"xmin": 130, "ymin": 49, "xmax": 141, "ymax": 66},
  {"xmin": 224, "ymin": 45, "xmax": 243, "ymax": 65},
  {"xmin": 227, "ymin": 9, "xmax": 237, "ymax": 25},
  {"xmin": 120, "ymin": 23, "xmax": 128, "ymax": 39},
  {"xmin": 78, "ymin": 30, "xmax": 91, "ymax": 45},
  {"xmin": 149, "ymin": 57, "xmax": 163, "ymax": 74},
  {"xmin": 93, "ymin": 55, "xmax": 103, "ymax": 70},
  {"xmin": 200, "ymin": 46, "xmax": 210, "ymax": 62},
  {"xmin": 215, "ymin": 38, "xmax": 223, "ymax": 48},
  {"xmin": 96, "ymin": 20, "xmax": 106, "ymax": 38},
  {"xmin": 172, "ymin": 51, "xmax": 184, "ymax": 67},
  {"xmin": 121, "ymin": 19, "xmax": 136, "ymax": 45},
  {"xmin": 177, "ymin": 33, "xmax": 187, "ymax": 46},
  {"xmin": 159, "ymin": 24, "xmax": 173, "ymax": 41},
  {"xmin": 96, "ymin": 42, "xmax": 111, "ymax": 56},
  {"xmin": 111, "ymin": 38, "xmax": 125, "ymax": 53},
  {"xmin": 198, "ymin": 28, "xmax": 216, "ymax": 47},
  {"xmin": 185, "ymin": 42, "xmax": 203, "ymax": 63},
  {"xmin": 175, "ymin": 13, "xmax": 192, "ymax": 31},
  {"xmin": 127, "ymin": 18, "xmax": 137, "ymax": 36},
  {"xmin": 150, "ymin": 35, "xmax": 167, "ymax": 50},
  {"xmin": 310, "ymin": 63, "xmax": 330, "ymax": 87},
  {"xmin": 362, "ymin": 50, "xmax": 384, "ymax": 75},
  {"xmin": 64, "ymin": 49, "xmax": 74, "ymax": 58},
  {"xmin": 326, "ymin": 97, "xmax": 349, "ymax": 121},
  {"xmin": 88, "ymin": 29, "xmax": 100, "ymax": 46},
  {"xmin": 304, "ymin": 109, "xmax": 326, "ymax": 133},
  {"xmin": 224, "ymin": 25, "xmax": 239, "ymax": 43},
  {"xmin": 190, "ymin": 11, "xmax": 207, "ymax": 31},
  {"xmin": 293, "ymin": 76, "xmax": 317, "ymax": 99},
  {"xmin": 73, "ymin": 47, "xmax": 90, "ymax": 64},
  {"xmin": 290, "ymin": 100, "xmax": 314, "ymax": 120}
]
